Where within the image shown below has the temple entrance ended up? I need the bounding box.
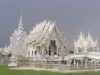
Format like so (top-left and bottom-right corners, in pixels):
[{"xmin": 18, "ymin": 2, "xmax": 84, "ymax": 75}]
[
  {"xmin": 49, "ymin": 40, "xmax": 57, "ymax": 55},
  {"xmin": 36, "ymin": 46, "xmax": 42, "ymax": 55}
]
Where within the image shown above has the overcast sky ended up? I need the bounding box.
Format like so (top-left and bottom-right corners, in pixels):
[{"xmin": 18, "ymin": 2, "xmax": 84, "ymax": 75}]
[{"xmin": 0, "ymin": 0, "xmax": 100, "ymax": 48}]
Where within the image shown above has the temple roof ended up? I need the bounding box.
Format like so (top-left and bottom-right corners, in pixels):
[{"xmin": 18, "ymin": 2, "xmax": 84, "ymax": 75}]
[
  {"xmin": 74, "ymin": 31, "xmax": 98, "ymax": 48},
  {"xmin": 26, "ymin": 20, "xmax": 56, "ymax": 44}
]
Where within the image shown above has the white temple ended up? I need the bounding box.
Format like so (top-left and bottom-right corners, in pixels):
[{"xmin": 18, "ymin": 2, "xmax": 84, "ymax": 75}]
[
  {"xmin": 6, "ymin": 15, "xmax": 100, "ymax": 70},
  {"xmin": 8, "ymin": 15, "xmax": 68, "ymax": 67},
  {"xmin": 26, "ymin": 20, "xmax": 67, "ymax": 57}
]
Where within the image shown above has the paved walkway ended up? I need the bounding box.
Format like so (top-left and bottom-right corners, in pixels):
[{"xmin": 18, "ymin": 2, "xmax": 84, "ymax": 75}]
[{"xmin": 9, "ymin": 67, "xmax": 100, "ymax": 73}]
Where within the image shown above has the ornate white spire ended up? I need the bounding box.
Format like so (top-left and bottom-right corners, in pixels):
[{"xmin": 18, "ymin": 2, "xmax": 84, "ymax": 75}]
[
  {"xmin": 78, "ymin": 31, "xmax": 84, "ymax": 41},
  {"xmin": 17, "ymin": 13, "xmax": 24, "ymax": 30},
  {"xmin": 9, "ymin": 12, "xmax": 27, "ymax": 58},
  {"xmin": 87, "ymin": 31, "xmax": 91, "ymax": 40},
  {"xmin": 95, "ymin": 38, "xmax": 99, "ymax": 52},
  {"xmin": 19, "ymin": 14, "xmax": 23, "ymax": 25}
]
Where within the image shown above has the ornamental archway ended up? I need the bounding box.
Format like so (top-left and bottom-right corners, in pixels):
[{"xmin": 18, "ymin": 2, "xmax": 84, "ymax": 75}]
[{"xmin": 48, "ymin": 40, "xmax": 57, "ymax": 55}]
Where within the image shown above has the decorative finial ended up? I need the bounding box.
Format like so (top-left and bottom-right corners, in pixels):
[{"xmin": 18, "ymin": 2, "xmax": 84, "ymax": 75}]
[
  {"xmin": 17, "ymin": 12, "xmax": 24, "ymax": 30},
  {"xmin": 19, "ymin": 12, "xmax": 23, "ymax": 26}
]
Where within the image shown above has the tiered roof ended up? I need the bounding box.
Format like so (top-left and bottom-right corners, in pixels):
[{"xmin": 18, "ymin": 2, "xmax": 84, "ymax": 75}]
[{"xmin": 26, "ymin": 20, "xmax": 57, "ymax": 45}]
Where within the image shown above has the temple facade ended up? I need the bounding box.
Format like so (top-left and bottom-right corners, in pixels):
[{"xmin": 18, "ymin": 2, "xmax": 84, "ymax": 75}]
[{"xmin": 26, "ymin": 20, "xmax": 67, "ymax": 57}]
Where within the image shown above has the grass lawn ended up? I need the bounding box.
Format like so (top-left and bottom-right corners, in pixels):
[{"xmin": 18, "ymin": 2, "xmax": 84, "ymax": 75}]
[{"xmin": 0, "ymin": 65, "xmax": 100, "ymax": 75}]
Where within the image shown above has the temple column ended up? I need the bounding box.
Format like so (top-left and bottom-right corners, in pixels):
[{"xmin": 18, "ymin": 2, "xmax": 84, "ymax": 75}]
[
  {"xmin": 28, "ymin": 44, "xmax": 33, "ymax": 57},
  {"xmin": 73, "ymin": 58, "xmax": 76, "ymax": 68},
  {"xmin": 81, "ymin": 59, "xmax": 83, "ymax": 66},
  {"xmin": 84, "ymin": 58, "xmax": 88, "ymax": 69},
  {"xmin": 65, "ymin": 59, "xmax": 68, "ymax": 70},
  {"xmin": 67, "ymin": 59, "xmax": 70, "ymax": 70},
  {"xmin": 80, "ymin": 59, "xmax": 83, "ymax": 69},
  {"xmin": 94, "ymin": 59, "xmax": 97, "ymax": 69},
  {"xmin": 81, "ymin": 59, "xmax": 83, "ymax": 69},
  {"xmin": 56, "ymin": 45, "xmax": 58, "ymax": 55},
  {"xmin": 76, "ymin": 60, "xmax": 79, "ymax": 68}
]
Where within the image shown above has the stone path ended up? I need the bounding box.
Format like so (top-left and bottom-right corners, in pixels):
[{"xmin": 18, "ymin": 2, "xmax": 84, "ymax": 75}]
[{"xmin": 9, "ymin": 67, "xmax": 100, "ymax": 73}]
